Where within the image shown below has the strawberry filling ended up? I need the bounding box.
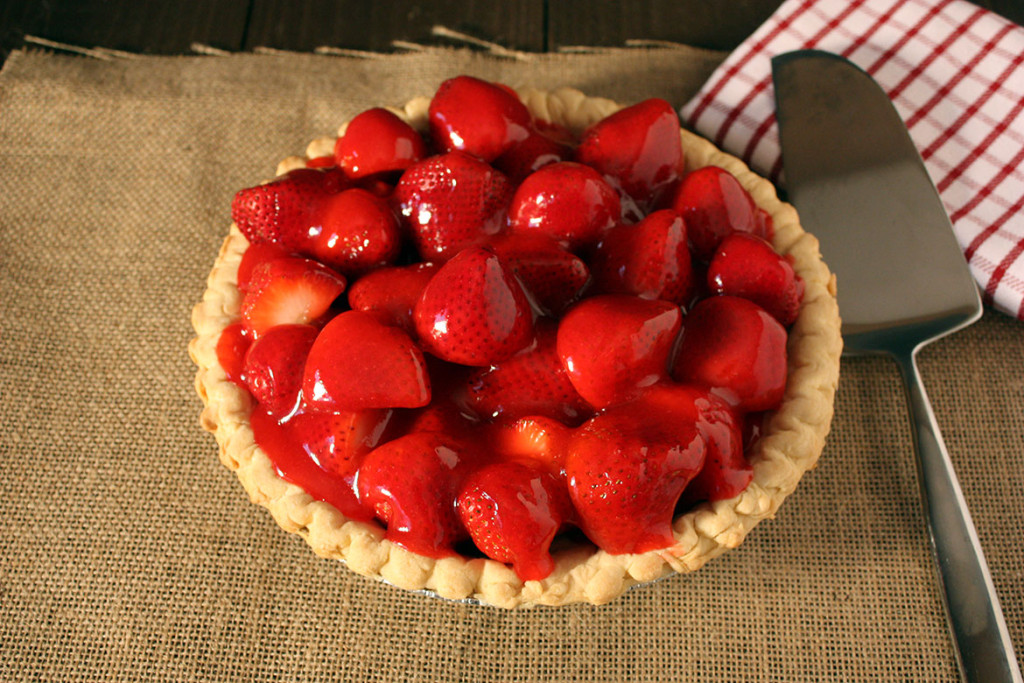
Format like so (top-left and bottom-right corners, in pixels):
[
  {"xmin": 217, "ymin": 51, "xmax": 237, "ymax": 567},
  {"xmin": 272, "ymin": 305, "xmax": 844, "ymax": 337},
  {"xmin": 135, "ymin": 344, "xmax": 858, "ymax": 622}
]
[{"xmin": 215, "ymin": 76, "xmax": 804, "ymax": 582}]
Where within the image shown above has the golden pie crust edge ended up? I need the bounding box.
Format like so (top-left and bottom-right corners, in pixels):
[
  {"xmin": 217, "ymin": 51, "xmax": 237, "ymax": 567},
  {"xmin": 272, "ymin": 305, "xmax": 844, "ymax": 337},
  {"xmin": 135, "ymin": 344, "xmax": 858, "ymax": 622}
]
[{"xmin": 188, "ymin": 86, "xmax": 843, "ymax": 609}]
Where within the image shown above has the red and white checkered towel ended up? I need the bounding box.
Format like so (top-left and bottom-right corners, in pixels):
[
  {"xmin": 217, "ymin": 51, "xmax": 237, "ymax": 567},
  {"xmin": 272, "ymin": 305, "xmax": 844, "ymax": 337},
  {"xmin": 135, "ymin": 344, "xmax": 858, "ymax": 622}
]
[{"xmin": 681, "ymin": 0, "xmax": 1024, "ymax": 320}]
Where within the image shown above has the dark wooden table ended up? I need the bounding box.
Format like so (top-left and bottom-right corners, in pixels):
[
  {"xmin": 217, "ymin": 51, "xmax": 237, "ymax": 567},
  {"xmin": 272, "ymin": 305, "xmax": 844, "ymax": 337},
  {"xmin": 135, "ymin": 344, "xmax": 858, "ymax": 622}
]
[{"xmin": 3, "ymin": 0, "xmax": 1023, "ymax": 62}]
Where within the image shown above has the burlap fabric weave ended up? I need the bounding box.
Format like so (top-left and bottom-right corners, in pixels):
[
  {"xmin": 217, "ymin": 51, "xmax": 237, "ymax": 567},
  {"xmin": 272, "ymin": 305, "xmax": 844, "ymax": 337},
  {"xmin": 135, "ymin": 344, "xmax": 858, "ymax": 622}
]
[{"xmin": 1, "ymin": 46, "xmax": 1021, "ymax": 682}]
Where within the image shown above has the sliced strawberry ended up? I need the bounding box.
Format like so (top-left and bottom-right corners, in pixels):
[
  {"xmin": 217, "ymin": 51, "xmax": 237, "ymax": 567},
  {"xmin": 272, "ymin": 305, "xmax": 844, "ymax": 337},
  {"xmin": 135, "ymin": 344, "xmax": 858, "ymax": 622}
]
[
  {"xmin": 237, "ymin": 242, "xmax": 292, "ymax": 293},
  {"xmin": 413, "ymin": 247, "xmax": 535, "ymax": 366},
  {"xmin": 487, "ymin": 233, "xmax": 591, "ymax": 316},
  {"xmin": 640, "ymin": 384, "xmax": 751, "ymax": 504},
  {"xmin": 489, "ymin": 415, "xmax": 573, "ymax": 474},
  {"xmin": 347, "ymin": 262, "xmax": 439, "ymax": 333},
  {"xmin": 493, "ymin": 127, "xmax": 572, "ymax": 185},
  {"xmin": 590, "ymin": 209, "xmax": 694, "ymax": 305},
  {"xmin": 456, "ymin": 460, "xmax": 572, "ymax": 581},
  {"xmin": 231, "ymin": 168, "xmax": 347, "ymax": 250},
  {"xmin": 242, "ymin": 323, "xmax": 319, "ymax": 417},
  {"xmin": 428, "ymin": 75, "xmax": 532, "ymax": 162},
  {"xmin": 671, "ymin": 295, "xmax": 787, "ymax": 412},
  {"xmin": 216, "ymin": 322, "xmax": 251, "ymax": 386},
  {"xmin": 669, "ymin": 166, "xmax": 767, "ymax": 261},
  {"xmin": 461, "ymin": 321, "xmax": 590, "ymax": 424},
  {"xmin": 240, "ymin": 256, "xmax": 346, "ymax": 336},
  {"xmin": 356, "ymin": 432, "xmax": 481, "ymax": 557},
  {"xmin": 395, "ymin": 151, "xmax": 514, "ymax": 261},
  {"xmin": 575, "ymin": 98, "xmax": 684, "ymax": 210},
  {"xmin": 507, "ymin": 161, "xmax": 620, "ymax": 250},
  {"xmin": 334, "ymin": 107, "xmax": 427, "ymax": 178},
  {"xmin": 707, "ymin": 232, "xmax": 804, "ymax": 326},
  {"xmin": 285, "ymin": 408, "xmax": 394, "ymax": 479},
  {"xmin": 302, "ymin": 310, "xmax": 430, "ymax": 411},
  {"xmin": 306, "ymin": 188, "xmax": 402, "ymax": 275},
  {"xmin": 565, "ymin": 390, "xmax": 707, "ymax": 554},
  {"xmin": 556, "ymin": 295, "xmax": 682, "ymax": 409}
]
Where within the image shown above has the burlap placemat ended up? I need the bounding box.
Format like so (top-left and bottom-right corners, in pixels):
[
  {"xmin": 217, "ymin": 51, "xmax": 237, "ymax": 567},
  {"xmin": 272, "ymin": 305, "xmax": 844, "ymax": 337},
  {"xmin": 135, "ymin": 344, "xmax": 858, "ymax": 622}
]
[{"xmin": 1, "ymin": 46, "xmax": 1021, "ymax": 682}]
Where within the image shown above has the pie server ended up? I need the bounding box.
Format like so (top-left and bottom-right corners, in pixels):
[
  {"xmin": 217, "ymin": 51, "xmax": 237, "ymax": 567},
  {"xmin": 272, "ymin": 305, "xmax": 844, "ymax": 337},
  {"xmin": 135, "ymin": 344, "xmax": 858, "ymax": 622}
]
[{"xmin": 772, "ymin": 50, "xmax": 1021, "ymax": 682}]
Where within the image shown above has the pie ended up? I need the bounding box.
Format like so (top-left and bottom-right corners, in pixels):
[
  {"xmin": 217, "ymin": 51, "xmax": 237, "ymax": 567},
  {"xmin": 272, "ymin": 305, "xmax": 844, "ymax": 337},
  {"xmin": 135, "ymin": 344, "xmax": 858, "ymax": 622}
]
[{"xmin": 190, "ymin": 77, "xmax": 842, "ymax": 608}]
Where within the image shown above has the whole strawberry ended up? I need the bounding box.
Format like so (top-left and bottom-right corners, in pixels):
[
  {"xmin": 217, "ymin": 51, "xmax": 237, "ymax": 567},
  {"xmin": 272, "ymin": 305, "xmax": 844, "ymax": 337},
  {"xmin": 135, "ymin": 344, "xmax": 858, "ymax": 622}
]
[
  {"xmin": 231, "ymin": 168, "xmax": 347, "ymax": 250},
  {"xmin": 590, "ymin": 209, "xmax": 694, "ymax": 305},
  {"xmin": 413, "ymin": 247, "xmax": 535, "ymax": 366},
  {"xmin": 486, "ymin": 233, "xmax": 591, "ymax": 316},
  {"xmin": 707, "ymin": 233, "xmax": 804, "ymax": 326},
  {"xmin": 669, "ymin": 166, "xmax": 768, "ymax": 261},
  {"xmin": 456, "ymin": 459, "xmax": 573, "ymax": 581},
  {"xmin": 347, "ymin": 262, "xmax": 439, "ymax": 333},
  {"xmin": 576, "ymin": 98, "xmax": 684, "ymax": 210},
  {"xmin": 334, "ymin": 107, "xmax": 426, "ymax": 178},
  {"xmin": 242, "ymin": 323, "xmax": 319, "ymax": 417},
  {"xmin": 429, "ymin": 75, "xmax": 532, "ymax": 162},
  {"xmin": 302, "ymin": 310, "xmax": 431, "ymax": 412},
  {"xmin": 306, "ymin": 188, "xmax": 402, "ymax": 276},
  {"xmin": 395, "ymin": 151, "xmax": 514, "ymax": 261}
]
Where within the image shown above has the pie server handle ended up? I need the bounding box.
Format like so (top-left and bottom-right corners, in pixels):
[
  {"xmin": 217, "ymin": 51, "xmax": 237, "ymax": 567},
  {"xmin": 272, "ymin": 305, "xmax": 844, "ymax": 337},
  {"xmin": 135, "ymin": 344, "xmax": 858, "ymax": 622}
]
[{"xmin": 896, "ymin": 347, "xmax": 1023, "ymax": 683}]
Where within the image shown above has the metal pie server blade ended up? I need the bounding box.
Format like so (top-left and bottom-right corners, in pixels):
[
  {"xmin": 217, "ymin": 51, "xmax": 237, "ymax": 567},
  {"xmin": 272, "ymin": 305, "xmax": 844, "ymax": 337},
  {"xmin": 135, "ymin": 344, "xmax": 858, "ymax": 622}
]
[{"xmin": 773, "ymin": 49, "xmax": 1021, "ymax": 683}]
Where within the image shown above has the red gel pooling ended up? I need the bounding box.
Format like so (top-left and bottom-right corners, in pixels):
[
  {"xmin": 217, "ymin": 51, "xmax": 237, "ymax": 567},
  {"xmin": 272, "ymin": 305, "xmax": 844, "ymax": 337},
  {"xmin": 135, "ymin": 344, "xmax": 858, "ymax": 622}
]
[{"xmin": 216, "ymin": 323, "xmax": 250, "ymax": 386}]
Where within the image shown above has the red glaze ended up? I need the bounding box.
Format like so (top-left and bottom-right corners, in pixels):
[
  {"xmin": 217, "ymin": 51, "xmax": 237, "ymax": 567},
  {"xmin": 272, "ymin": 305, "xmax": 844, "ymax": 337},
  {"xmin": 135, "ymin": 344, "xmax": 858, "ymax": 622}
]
[
  {"xmin": 669, "ymin": 166, "xmax": 767, "ymax": 261},
  {"xmin": 428, "ymin": 76, "xmax": 532, "ymax": 162},
  {"xmin": 347, "ymin": 262, "xmax": 439, "ymax": 333},
  {"xmin": 461, "ymin": 321, "xmax": 590, "ymax": 424},
  {"xmin": 216, "ymin": 322, "xmax": 250, "ymax": 386},
  {"xmin": 413, "ymin": 247, "xmax": 535, "ymax": 366},
  {"xmin": 641, "ymin": 384, "xmax": 752, "ymax": 504},
  {"xmin": 303, "ymin": 311, "xmax": 430, "ymax": 411},
  {"xmin": 671, "ymin": 295, "xmax": 787, "ymax": 412},
  {"xmin": 707, "ymin": 233, "xmax": 804, "ymax": 326},
  {"xmin": 237, "ymin": 242, "xmax": 291, "ymax": 293},
  {"xmin": 493, "ymin": 127, "xmax": 573, "ymax": 185},
  {"xmin": 456, "ymin": 460, "xmax": 572, "ymax": 581},
  {"xmin": 306, "ymin": 188, "xmax": 402, "ymax": 275},
  {"xmin": 356, "ymin": 432, "xmax": 481, "ymax": 557},
  {"xmin": 334, "ymin": 107, "xmax": 426, "ymax": 178},
  {"xmin": 556, "ymin": 295, "xmax": 682, "ymax": 409},
  {"xmin": 486, "ymin": 233, "xmax": 591, "ymax": 316},
  {"xmin": 250, "ymin": 407, "xmax": 389, "ymax": 522},
  {"xmin": 565, "ymin": 389, "xmax": 707, "ymax": 554},
  {"xmin": 590, "ymin": 209, "xmax": 694, "ymax": 305},
  {"xmin": 575, "ymin": 98, "xmax": 684, "ymax": 210},
  {"xmin": 240, "ymin": 256, "xmax": 346, "ymax": 337},
  {"xmin": 395, "ymin": 151, "xmax": 514, "ymax": 261},
  {"xmin": 231, "ymin": 168, "xmax": 347, "ymax": 250},
  {"xmin": 305, "ymin": 155, "xmax": 336, "ymax": 168},
  {"xmin": 242, "ymin": 324, "xmax": 318, "ymax": 417},
  {"xmin": 508, "ymin": 162, "xmax": 621, "ymax": 250},
  {"xmin": 488, "ymin": 415, "xmax": 572, "ymax": 474}
]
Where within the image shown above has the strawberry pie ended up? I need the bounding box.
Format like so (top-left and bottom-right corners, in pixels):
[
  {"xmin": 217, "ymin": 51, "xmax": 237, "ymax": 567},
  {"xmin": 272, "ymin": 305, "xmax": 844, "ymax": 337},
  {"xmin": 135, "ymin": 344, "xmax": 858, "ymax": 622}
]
[{"xmin": 190, "ymin": 77, "xmax": 842, "ymax": 608}]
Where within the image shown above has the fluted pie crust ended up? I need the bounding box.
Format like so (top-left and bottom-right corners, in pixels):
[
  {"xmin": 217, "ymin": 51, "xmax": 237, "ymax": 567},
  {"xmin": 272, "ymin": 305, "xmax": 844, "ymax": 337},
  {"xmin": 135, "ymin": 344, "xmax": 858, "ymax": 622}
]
[{"xmin": 189, "ymin": 87, "xmax": 842, "ymax": 609}]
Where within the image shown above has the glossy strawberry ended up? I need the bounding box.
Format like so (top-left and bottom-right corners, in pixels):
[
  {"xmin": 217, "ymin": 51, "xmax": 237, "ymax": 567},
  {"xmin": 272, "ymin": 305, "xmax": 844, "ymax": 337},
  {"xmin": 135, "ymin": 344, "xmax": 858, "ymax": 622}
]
[
  {"xmin": 413, "ymin": 247, "xmax": 535, "ymax": 366},
  {"xmin": 242, "ymin": 324, "xmax": 318, "ymax": 417},
  {"xmin": 216, "ymin": 322, "xmax": 250, "ymax": 386},
  {"xmin": 508, "ymin": 162, "xmax": 620, "ymax": 250},
  {"xmin": 462, "ymin": 321, "xmax": 590, "ymax": 424},
  {"xmin": 395, "ymin": 151, "xmax": 514, "ymax": 261},
  {"xmin": 556, "ymin": 295, "xmax": 682, "ymax": 409},
  {"xmin": 489, "ymin": 415, "xmax": 573, "ymax": 474},
  {"xmin": 669, "ymin": 166, "xmax": 767, "ymax": 261},
  {"xmin": 671, "ymin": 295, "xmax": 787, "ymax": 412},
  {"xmin": 285, "ymin": 408, "xmax": 394, "ymax": 479},
  {"xmin": 487, "ymin": 233, "xmax": 591, "ymax": 316},
  {"xmin": 640, "ymin": 384, "xmax": 751, "ymax": 504},
  {"xmin": 590, "ymin": 209, "xmax": 694, "ymax": 305},
  {"xmin": 456, "ymin": 460, "xmax": 572, "ymax": 581},
  {"xmin": 302, "ymin": 310, "xmax": 430, "ymax": 411},
  {"xmin": 305, "ymin": 188, "xmax": 401, "ymax": 276},
  {"xmin": 334, "ymin": 107, "xmax": 426, "ymax": 178},
  {"xmin": 231, "ymin": 168, "xmax": 347, "ymax": 250},
  {"xmin": 356, "ymin": 432, "xmax": 479, "ymax": 556},
  {"xmin": 493, "ymin": 127, "xmax": 572, "ymax": 185},
  {"xmin": 429, "ymin": 75, "xmax": 532, "ymax": 162},
  {"xmin": 707, "ymin": 233, "xmax": 804, "ymax": 326},
  {"xmin": 347, "ymin": 262, "xmax": 439, "ymax": 333},
  {"xmin": 565, "ymin": 392, "xmax": 706, "ymax": 554},
  {"xmin": 237, "ymin": 242, "xmax": 291, "ymax": 293},
  {"xmin": 576, "ymin": 98, "xmax": 684, "ymax": 209},
  {"xmin": 240, "ymin": 256, "xmax": 346, "ymax": 336}
]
